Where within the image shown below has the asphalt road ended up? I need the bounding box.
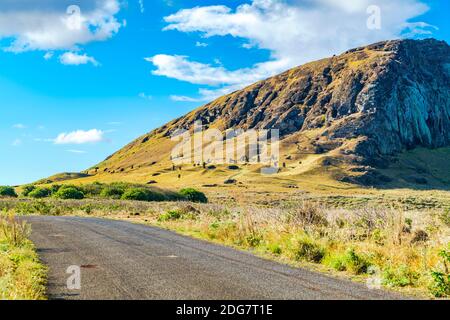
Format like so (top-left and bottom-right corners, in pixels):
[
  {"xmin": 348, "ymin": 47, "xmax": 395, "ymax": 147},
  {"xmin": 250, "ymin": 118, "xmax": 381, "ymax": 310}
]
[{"xmin": 25, "ymin": 216, "xmax": 404, "ymax": 300}]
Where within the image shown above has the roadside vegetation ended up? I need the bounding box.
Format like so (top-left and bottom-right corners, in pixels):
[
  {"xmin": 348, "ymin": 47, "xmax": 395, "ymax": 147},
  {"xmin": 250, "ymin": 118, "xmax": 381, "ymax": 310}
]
[
  {"xmin": 0, "ymin": 183, "xmax": 208, "ymax": 203},
  {"xmin": 0, "ymin": 192, "xmax": 448, "ymax": 298},
  {"xmin": 0, "ymin": 213, "xmax": 47, "ymax": 300}
]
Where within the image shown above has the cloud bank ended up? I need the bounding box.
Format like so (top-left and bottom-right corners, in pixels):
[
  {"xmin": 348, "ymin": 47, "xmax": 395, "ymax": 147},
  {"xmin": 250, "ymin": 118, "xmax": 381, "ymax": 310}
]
[
  {"xmin": 0, "ymin": 0, "xmax": 123, "ymax": 64},
  {"xmin": 148, "ymin": 0, "xmax": 433, "ymax": 101}
]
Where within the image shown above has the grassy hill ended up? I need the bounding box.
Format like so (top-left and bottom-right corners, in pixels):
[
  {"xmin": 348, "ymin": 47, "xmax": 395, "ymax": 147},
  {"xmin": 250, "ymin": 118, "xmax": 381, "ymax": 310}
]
[{"xmin": 35, "ymin": 40, "xmax": 450, "ymax": 204}]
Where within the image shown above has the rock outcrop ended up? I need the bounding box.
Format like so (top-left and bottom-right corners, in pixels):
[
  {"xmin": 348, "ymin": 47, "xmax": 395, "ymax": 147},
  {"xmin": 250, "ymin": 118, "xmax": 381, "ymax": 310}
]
[
  {"xmin": 92, "ymin": 39, "xmax": 450, "ymax": 186},
  {"xmin": 148, "ymin": 39, "xmax": 450, "ymax": 167}
]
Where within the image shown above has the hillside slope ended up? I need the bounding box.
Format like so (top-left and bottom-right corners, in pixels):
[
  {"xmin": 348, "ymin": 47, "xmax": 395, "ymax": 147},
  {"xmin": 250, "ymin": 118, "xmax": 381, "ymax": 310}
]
[{"xmin": 44, "ymin": 39, "xmax": 450, "ymax": 191}]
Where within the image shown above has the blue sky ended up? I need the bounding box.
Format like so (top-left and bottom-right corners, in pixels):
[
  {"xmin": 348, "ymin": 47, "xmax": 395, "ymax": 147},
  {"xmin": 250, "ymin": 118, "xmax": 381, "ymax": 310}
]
[{"xmin": 0, "ymin": 0, "xmax": 449, "ymax": 186}]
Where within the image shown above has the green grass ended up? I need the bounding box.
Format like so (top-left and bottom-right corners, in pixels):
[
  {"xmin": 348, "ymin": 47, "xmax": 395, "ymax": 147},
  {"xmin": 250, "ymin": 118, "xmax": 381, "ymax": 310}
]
[{"xmin": 0, "ymin": 214, "xmax": 47, "ymax": 300}]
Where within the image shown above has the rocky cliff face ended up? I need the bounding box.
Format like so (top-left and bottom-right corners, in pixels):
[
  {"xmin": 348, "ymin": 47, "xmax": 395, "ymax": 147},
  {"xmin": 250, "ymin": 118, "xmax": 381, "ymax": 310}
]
[
  {"xmin": 151, "ymin": 39, "xmax": 450, "ymax": 165},
  {"xmin": 90, "ymin": 39, "xmax": 449, "ymax": 187}
]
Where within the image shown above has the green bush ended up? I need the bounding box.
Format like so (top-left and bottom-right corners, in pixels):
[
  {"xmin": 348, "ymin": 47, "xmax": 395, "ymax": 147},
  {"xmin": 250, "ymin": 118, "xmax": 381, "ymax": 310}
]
[
  {"xmin": 179, "ymin": 188, "xmax": 208, "ymax": 203},
  {"xmin": 295, "ymin": 236, "xmax": 326, "ymax": 263},
  {"xmin": 429, "ymin": 247, "xmax": 450, "ymax": 297},
  {"xmin": 158, "ymin": 210, "xmax": 182, "ymax": 222},
  {"xmin": 54, "ymin": 187, "xmax": 85, "ymax": 200},
  {"xmin": 28, "ymin": 187, "xmax": 51, "ymax": 199},
  {"xmin": 81, "ymin": 183, "xmax": 104, "ymax": 197},
  {"xmin": 121, "ymin": 188, "xmax": 165, "ymax": 202},
  {"xmin": 21, "ymin": 185, "xmax": 36, "ymax": 197},
  {"xmin": 246, "ymin": 233, "xmax": 263, "ymax": 247},
  {"xmin": 267, "ymin": 243, "xmax": 282, "ymax": 255},
  {"xmin": 100, "ymin": 186, "xmax": 125, "ymax": 199},
  {"xmin": 382, "ymin": 265, "xmax": 419, "ymax": 288},
  {"xmin": 329, "ymin": 249, "xmax": 372, "ymax": 275},
  {"xmin": 50, "ymin": 185, "xmax": 61, "ymax": 194},
  {"xmin": 14, "ymin": 200, "xmax": 57, "ymax": 216},
  {"xmin": 0, "ymin": 186, "xmax": 18, "ymax": 198}
]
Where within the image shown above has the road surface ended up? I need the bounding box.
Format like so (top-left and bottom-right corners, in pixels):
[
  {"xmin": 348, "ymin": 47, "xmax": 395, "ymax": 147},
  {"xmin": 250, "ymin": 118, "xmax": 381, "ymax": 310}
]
[{"xmin": 25, "ymin": 216, "xmax": 404, "ymax": 300}]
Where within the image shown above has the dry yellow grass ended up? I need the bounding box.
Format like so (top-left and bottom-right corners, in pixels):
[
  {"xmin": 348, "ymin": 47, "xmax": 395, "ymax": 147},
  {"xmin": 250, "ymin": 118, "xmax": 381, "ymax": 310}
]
[
  {"xmin": 3, "ymin": 197, "xmax": 449, "ymax": 298},
  {"xmin": 0, "ymin": 214, "xmax": 47, "ymax": 300}
]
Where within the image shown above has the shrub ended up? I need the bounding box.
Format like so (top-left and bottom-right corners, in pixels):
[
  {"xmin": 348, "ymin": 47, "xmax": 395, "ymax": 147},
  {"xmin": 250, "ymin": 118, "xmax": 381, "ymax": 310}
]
[
  {"xmin": 295, "ymin": 236, "xmax": 326, "ymax": 263},
  {"xmin": 286, "ymin": 202, "xmax": 328, "ymax": 227},
  {"xmin": 158, "ymin": 210, "xmax": 182, "ymax": 222},
  {"xmin": 28, "ymin": 187, "xmax": 51, "ymax": 199},
  {"xmin": 179, "ymin": 188, "xmax": 208, "ymax": 203},
  {"xmin": 121, "ymin": 188, "xmax": 165, "ymax": 202},
  {"xmin": 21, "ymin": 185, "xmax": 36, "ymax": 197},
  {"xmin": 0, "ymin": 214, "xmax": 31, "ymax": 247},
  {"xmin": 14, "ymin": 200, "xmax": 57, "ymax": 216},
  {"xmin": 100, "ymin": 186, "xmax": 125, "ymax": 199},
  {"xmin": 50, "ymin": 185, "xmax": 61, "ymax": 194},
  {"xmin": 329, "ymin": 249, "xmax": 372, "ymax": 275},
  {"xmin": 268, "ymin": 243, "xmax": 282, "ymax": 255},
  {"xmin": 246, "ymin": 233, "xmax": 263, "ymax": 247},
  {"xmin": 382, "ymin": 265, "xmax": 419, "ymax": 288},
  {"xmin": 439, "ymin": 209, "xmax": 450, "ymax": 227},
  {"xmin": 0, "ymin": 186, "xmax": 18, "ymax": 198},
  {"xmin": 54, "ymin": 187, "xmax": 85, "ymax": 200},
  {"xmin": 81, "ymin": 183, "xmax": 104, "ymax": 197},
  {"xmin": 430, "ymin": 271, "xmax": 450, "ymax": 298},
  {"xmin": 429, "ymin": 247, "xmax": 450, "ymax": 297}
]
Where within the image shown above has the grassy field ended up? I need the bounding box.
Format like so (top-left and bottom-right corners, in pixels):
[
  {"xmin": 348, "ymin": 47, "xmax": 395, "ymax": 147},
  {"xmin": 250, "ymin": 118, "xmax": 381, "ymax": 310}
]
[
  {"xmin": 0, "ymin": 213, "xmax": 47, "ymax": 300},
  {"xmin": 1, "ymin": 196, "xmax": 449, "ymax": 299}
]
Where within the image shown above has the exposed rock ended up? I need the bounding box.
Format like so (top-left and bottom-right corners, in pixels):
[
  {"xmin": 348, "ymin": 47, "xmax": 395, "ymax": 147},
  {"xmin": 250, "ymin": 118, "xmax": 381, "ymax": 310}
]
[
  {"xmin": 91, "ymin": 39, "xmax": 450, "ymax": 186},
  {"xmin": 156, "ymin": 39, "xmax": 449, "ymax": 163}
]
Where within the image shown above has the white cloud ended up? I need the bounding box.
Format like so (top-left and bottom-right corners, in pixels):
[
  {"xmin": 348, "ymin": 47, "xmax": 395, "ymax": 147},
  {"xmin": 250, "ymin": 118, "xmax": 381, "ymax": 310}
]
[
  {"xmin": 195, "ymin": 41, "xmax": 208, "ymax": 47},
  {"xmin": 44, "ymin": 52, "xmax": 54, "ymax": 60},
  {"xmin": 151, "ymin": 0, "xmax": 433, "ymax": 101},
  {"xmin": 13, "ymin": 124, "xmax": 26, "ymax": 129},
  {"xmin": 67, "ymin": 149, "xmax": 87, "ymax": 154},
  {"xmin": 170, "ymin": 95, "xmax": 202, "ymax": 102},
  {"xmin": 147, "ymin": 54, "xmax": 284, "ymax": 86},
  {"xmin": 59, "ymin": 52, "xmax": 99, "ymax": 66},
  {"xmin": 0, "ymin": 0, "xmax": 123, "ymax": 59},
  {"xmin": 54, "ymin": 129, "xmax": 105, "ymax": 145}
]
